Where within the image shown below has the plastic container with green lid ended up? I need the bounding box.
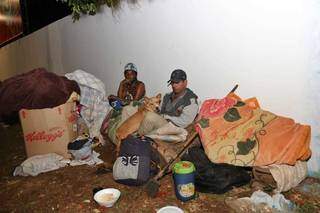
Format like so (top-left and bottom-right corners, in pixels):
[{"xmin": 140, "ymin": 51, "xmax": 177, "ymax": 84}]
[
  {"xmin": 173, "ymin": 161, "xmax": 195, "ymax": 174},
  {"xmin": 173, "ymin": 161, "xmax": 195, "ymax": 202}
]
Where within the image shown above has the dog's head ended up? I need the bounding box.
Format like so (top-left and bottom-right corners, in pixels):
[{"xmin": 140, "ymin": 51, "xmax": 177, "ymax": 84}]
[{"xmin": 143, "ymin": 93, "xmax": 161, "ymax": 113}]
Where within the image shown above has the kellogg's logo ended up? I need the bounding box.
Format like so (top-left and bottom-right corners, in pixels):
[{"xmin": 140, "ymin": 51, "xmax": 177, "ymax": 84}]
[{"xmin": 25, "ymin": 127, "xmax": 65, "ymax": 143}]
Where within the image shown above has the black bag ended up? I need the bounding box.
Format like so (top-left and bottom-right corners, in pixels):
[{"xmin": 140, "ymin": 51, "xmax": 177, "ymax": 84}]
[
  {"xmin": 113, "ymin": 135, "xmax": 158, "ymax": 186},
  {"xmin": 182, "ymin": 147, "xmax": 252, "ymax": 194}
]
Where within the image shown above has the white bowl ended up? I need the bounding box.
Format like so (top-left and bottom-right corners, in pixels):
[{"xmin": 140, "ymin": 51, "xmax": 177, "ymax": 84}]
[
  {"xmin": 157, "ymin": 206, "xmax": 184, "ymax": 213},
  {"xmin": 94, "ymin": 188, "xmax": 121, "ymax": 207}
]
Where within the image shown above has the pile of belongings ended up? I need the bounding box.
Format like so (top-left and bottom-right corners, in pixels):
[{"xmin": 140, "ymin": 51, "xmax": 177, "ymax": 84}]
[
  {"xmin": 13, "ymin": 137, "xmax": 104, "ymax": 176},
  {"xmin": 0, "ymin": 68, "xmax": 110, "ymax": 141},
  {"xmin": 13, "ymin": 153, "xmax": 68, "ymax": 176},
  {"xmin": 65, "ymin": 70, "xmax": 109, "ymax": 140},
  {"xmin": 195, "ymin": 92, "xmax": 311, "ymax": 192},
  {"xmin": 67, "ymin": 135, "xmax": 104, "ymax": 166},
  {"xmin": 0, "ymin": 68, "xmax": 80, "ymax": 122},
  {"xmin": 68, "ymin": 135, "xmax": 94, "ymax": 161},
  {"xmin": 225, "ymin": 190, "xmax": 296, "ymax": 212}
]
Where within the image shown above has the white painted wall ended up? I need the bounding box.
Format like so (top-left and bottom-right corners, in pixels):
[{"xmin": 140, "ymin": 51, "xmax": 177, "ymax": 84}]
[
  {"xmin": 0, "ymin": 28, "xmax": 50, "ymax": 79},
  {"xmin": 1, "ymin": 0, "xmax": 319, "ymax": 176},
  {"xmin": 53, "ymin": 0, "xmax": 320, "ymax": 176}
]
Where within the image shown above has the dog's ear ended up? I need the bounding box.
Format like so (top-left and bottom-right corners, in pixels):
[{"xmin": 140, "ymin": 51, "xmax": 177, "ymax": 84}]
[{"xmin": 156, "ymin": 93, "xmax": 161, "ymax": 99}]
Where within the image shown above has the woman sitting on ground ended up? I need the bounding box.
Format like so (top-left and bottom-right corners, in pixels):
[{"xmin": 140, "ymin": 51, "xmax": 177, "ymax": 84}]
[
  {"xmin": 101, "ymin": 63, "xmax": 145, "ymax": 143},
  {"xmin": 108, "ymin": 63, "xmax": 145, "ymax": 109}
]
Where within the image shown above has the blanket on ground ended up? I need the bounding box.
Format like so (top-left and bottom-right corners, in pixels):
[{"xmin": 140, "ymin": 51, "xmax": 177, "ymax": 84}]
[
  {"xmin": 0, "ymin": 68, "xmax": 80, "ymax": 121},
  {"xmin": 195, "ymin": 93, "xmax": 311, "ymax": 167},
  {"xmin": 101, "ymin": 102, "xmax": 187, "ymax": 145}
]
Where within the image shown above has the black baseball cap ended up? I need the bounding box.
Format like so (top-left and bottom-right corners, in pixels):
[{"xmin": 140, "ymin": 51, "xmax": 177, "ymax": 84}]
[{"xmin": 167, "ymin": 69, "xmax": 187, "ymax": 84}]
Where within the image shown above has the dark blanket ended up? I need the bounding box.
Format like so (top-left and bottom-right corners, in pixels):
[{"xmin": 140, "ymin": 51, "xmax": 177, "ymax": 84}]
[
  {"xmin": 0, "ymin": 68, "xmax": 80, "ymax": 121},
  {"xmin": 182, "ymin": 146, "xmax": 252, "ymax": 194}
]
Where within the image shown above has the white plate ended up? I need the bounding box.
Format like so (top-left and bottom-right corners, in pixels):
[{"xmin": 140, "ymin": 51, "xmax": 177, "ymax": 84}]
[{"xmin": 157, "ymin": 206, "xmax": 184, "ymax": 213}]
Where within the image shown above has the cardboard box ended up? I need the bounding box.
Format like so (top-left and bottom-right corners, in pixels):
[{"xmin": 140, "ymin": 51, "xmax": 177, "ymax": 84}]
[{"xmin": 19, "ymin": 93, "xmax": 78, "ymax": 159}]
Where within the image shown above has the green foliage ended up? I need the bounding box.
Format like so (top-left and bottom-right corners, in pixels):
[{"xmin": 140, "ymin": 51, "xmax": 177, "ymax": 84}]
[{"xmin": 58, "ymin": 0, "xmax": 122, "ymax": 21}]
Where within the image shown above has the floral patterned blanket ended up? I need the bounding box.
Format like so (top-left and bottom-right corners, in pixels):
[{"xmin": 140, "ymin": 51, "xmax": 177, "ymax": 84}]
[{"xmin": 195, "ymin": 93, "xmax": 311, "ymax": 167}]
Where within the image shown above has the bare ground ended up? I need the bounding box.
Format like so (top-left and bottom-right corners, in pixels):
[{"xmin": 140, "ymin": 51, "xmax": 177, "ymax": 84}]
[{"xmin": 0, "ymin": 124, "xmax": 319, "ymax": 213}]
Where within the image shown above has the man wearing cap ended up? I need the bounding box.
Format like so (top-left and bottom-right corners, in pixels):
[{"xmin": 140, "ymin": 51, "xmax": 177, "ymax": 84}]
[
  {"xmin": 138, "ymin": 69, "xmax": 199, "ymax": 135},
  {"xmin": 108, "ymin": 63, "xmax": 146, "ymax": 108}
]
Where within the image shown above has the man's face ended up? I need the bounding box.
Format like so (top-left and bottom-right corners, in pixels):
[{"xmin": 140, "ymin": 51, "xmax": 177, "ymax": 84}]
[
  {"xmin": 171, "ymin": 80, "xmax": 187, "ymax": 94},
  {"xmin": 124, "ymin": 70, "xmax": 137, "ymax": 82}
]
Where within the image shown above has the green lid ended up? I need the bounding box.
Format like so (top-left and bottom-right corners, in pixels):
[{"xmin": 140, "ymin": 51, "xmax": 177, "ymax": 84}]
[{"xmin": 173, "ymin": 161, "xmax": 195, "ymax": 174}]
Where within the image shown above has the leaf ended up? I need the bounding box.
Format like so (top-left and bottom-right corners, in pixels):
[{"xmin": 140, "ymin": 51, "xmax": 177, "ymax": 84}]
[
  {"xmin": 66, "ymin": 0, "xmax": 124, "ymax": 21},
  {"xmin": 198, "ymin": 118, "xmax": 209, "ymax": 128},
  {"xmin": 234, "ymin": 101, "xmax": 245, "ymax": 107},
  {"xmin": 236, "ymin": 138, "xmax": 256, "ymax": 155},
  {"xmin": 223, "ymin": 108, "xmax": 241, "ymax": 122}
]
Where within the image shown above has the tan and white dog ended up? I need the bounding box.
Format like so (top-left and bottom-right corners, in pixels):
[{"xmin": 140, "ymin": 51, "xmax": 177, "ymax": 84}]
[{"xmin": 115, "ymin": 94, "xmax": 162, "ymax": 153}]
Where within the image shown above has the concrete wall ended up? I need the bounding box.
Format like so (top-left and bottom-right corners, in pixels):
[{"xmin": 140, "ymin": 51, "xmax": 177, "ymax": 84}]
[
  {"xmin": 0, "ymin": 28, "xmax": 50, "ymax": 79},
  {"xmin": 0, "ymin": 22, "xmax": 65, "ymax": 79},
  {"xmin": 1, "ymin": 0, "xmax": 319, "ymax": 176}
]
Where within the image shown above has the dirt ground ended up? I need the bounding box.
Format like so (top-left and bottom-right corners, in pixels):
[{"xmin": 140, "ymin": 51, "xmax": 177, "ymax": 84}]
[{"xmin": 1, "ymin": 123, "xmax": 319, "ymax": 213}]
